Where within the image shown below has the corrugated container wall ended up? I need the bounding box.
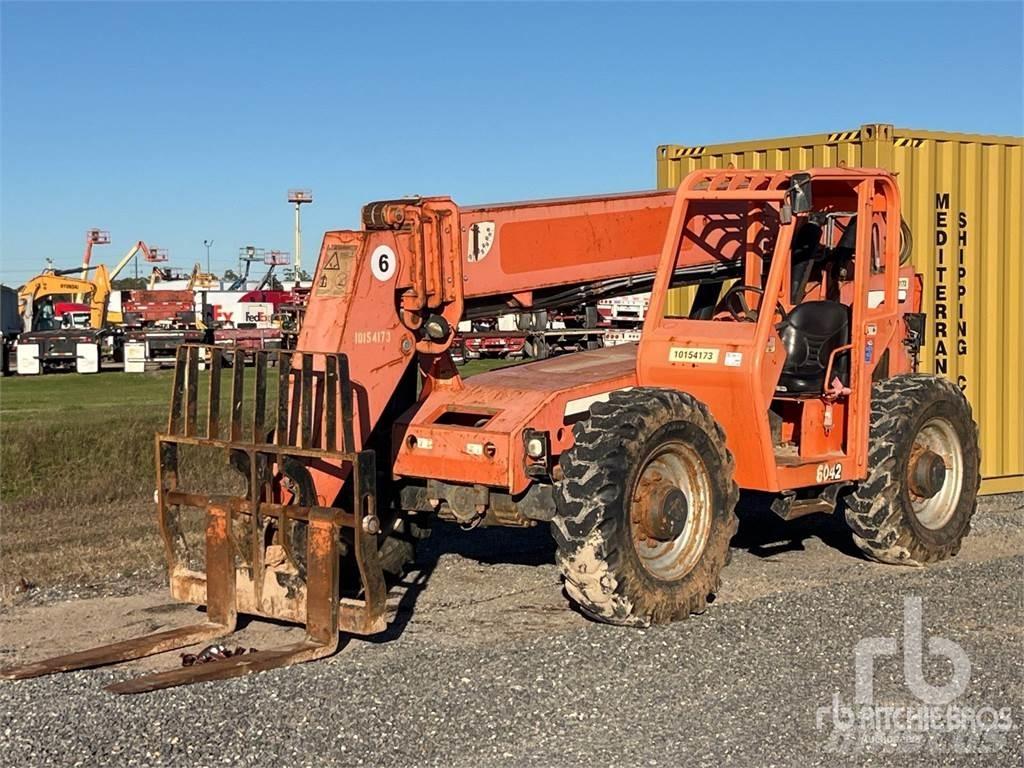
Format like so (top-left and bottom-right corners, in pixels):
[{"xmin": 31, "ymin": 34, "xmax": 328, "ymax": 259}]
[{"xmin": 656, "ymin": 124, "xmax": 1023, "ymax": 495}]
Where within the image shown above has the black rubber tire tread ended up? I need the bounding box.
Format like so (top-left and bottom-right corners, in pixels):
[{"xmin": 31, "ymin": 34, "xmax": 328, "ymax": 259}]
[
  {"xmin": 844, "ymin": 374, "xmax": 979, "ymax": 566},
  {"xmin": 552, "ymin": 388, "xmax": 739, "ymax": 627},
  {"xmin": 376, "ymin": 517, "xmax": 428, "ymax": 577}
]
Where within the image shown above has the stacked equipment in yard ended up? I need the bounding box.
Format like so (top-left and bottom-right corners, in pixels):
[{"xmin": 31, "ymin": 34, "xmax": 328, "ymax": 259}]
[
  {"xmin": 121, "ymin": 289, "xmax": 211, "ymax": 371},
  {"xmin": 456, "ymin": 306, "xmax": 605, "ymax": 363},
  {"xmin": 598, "ymin": 292, "xmax": 650, "ymax": 347},
  {"xmin": 123, "ymin": 289, "xmax": 288, "ymax": 372}
]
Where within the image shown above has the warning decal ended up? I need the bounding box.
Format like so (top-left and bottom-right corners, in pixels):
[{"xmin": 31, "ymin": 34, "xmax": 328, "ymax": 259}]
[
  {"xmin": 316, "ymin": 245, "xmax": 356, "ymax": 297},
  {"xmin": 323, "ymin": 251, "xmax": 341, "ymax": 271}
]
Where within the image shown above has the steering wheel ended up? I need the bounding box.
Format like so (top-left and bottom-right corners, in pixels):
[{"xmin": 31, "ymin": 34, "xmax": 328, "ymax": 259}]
[{"xmin": 719, "ymin": 284, "xmax": 789, "ymax": 323}]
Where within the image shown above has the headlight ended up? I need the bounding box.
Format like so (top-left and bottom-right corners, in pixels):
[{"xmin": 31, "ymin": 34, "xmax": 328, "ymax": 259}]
[{"xmin": 526, "ymin": 436, "xmax": 546, "ymax": 459}]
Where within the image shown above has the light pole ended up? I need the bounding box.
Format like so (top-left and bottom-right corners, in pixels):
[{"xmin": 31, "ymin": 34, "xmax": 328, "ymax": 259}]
[
  {"xmin": 203, "ymin": 239, "xmax": 214, "ymax": 274},
  {"xmin": 287, "ymin": 189, "xmax": 313, "ymax": 277}
]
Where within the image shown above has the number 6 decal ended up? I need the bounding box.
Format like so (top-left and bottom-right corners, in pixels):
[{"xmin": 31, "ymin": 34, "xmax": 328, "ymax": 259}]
[{"xmin": 370, "ymin": 245, "xmax": 397, "ymax": 282}]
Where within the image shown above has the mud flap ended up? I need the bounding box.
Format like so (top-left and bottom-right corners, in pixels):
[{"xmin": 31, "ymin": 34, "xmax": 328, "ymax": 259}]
[
  {"xmin": 76, "ymin": 342, "xmax": 100, "ymax": 374},
  {"xmin": 15, "ymin": 343, "xmax": 40, "ymax": 375}
]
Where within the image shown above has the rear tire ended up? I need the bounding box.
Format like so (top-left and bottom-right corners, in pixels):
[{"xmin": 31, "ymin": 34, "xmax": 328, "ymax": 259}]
[
  {"xmin": 844, "ymin": 375, "xmax": 979, "ymax": 565},
  {"xmin": 552, "ymin": 388, "xmax": 738, "ymax": 627}
]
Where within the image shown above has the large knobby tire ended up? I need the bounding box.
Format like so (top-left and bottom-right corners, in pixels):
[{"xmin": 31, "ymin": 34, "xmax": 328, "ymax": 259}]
[
  {"xmin": 552, "ymin": 388, "xmax": 739, "ymax": 627},
  {"xmin": 844, "ymin": 375, "xmax": 979, "ymax": 566}
]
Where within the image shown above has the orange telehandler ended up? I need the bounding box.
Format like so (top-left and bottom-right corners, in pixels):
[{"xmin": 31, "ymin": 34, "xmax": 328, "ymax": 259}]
[{"xmin": 2, "ymin": 168, "xmax": 979, "ymax": 691}]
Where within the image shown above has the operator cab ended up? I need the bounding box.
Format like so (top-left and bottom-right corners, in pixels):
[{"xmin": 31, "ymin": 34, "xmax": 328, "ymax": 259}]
[
  {"xmin": 33, "ymin": 299, "xmax": 58, "ymax": 332},
  {"xmin": 685, "ymin": 204, "xmax": 866, "ymax": 395},
  {"xmin": 642, "ymin": 169, "xmax": 906, "ymax": 491}
]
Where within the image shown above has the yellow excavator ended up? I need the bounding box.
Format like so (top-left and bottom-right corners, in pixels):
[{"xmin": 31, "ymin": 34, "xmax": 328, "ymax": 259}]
[
  {"xmin": 17, "ymin": 265, "xmax": 117, "ymax": 333},
  {"xmin": 17, "ymin": 241, "xmax": 169, "ymax": 331},
  {"xmin": 15, "ymin": 241, "xmax": 161, "ymax": 374}
]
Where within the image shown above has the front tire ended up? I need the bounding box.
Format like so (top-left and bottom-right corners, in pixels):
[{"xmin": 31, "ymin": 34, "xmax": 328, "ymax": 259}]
[
  {"xmin": 844, "ymin": 375, "xmax": 979, "ymax": 565},
  {"xmin": 552, "ymin": 388, "xmax": 738, "ymax": 627}
]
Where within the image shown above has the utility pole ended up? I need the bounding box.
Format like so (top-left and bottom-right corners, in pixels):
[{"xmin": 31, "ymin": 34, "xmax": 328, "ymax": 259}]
[
  {"xmin": 203, "ymin": 239, "xmax": 214, "ymax": 274},
  {"xmin": 287, "ymin": 189, "xmax": 313, "ymax": 277}
]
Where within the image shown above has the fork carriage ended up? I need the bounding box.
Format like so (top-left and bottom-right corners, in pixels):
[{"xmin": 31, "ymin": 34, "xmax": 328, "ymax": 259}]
[
  {"xmin": 159, "ymin": 344, "xmax": 388, "ymax": 637},
  {"xmin": 2, "ymin": 345, "xmax": 391, "ymax": 693}
]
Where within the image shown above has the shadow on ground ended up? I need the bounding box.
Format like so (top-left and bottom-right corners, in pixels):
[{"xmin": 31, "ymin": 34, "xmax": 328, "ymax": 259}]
[{"xmin": 376, "ymin": 492, "xmax": 866, "ymax": 640}]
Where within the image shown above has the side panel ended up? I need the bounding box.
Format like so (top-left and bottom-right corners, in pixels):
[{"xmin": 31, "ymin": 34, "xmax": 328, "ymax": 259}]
[{"xmin": 656, "ymin": 125, "xmax": 1024, "ymax": 494}]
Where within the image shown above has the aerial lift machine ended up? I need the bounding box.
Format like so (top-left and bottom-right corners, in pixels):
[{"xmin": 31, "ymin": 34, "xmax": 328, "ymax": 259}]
[{"xmin": 2, "ymin": 168, "xmax": 978, "ymax": 691}]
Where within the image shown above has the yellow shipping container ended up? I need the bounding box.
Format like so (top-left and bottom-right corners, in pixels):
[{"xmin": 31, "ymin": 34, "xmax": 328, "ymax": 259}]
[{"xmin": 657, "ymin": 124, "xmax": 1023, "ymax": 495}]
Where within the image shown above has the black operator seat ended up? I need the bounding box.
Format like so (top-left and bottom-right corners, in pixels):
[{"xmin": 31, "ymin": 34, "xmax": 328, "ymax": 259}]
[
  {"xmin": 774, "ymin": 214, "xmax": 852, "ymax": 395},
  {"xmin": 775, "ymin": 300, "xmax": 851, "ymax": 395}
]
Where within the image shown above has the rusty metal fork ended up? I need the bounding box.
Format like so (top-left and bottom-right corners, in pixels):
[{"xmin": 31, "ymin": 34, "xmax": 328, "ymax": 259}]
[
  {"xmin": 105, "ymin": 507, "xmax": 342, "ymax": 694},
  {"xmin": 0, "ymin": 504, "xmax": 238, "ymax": 682}
]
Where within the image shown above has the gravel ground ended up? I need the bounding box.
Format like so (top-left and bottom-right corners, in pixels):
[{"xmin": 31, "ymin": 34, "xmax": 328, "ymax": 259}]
[{"xmin": 1, "ymin": 496, "xmax": 1021, "ymax": 767}]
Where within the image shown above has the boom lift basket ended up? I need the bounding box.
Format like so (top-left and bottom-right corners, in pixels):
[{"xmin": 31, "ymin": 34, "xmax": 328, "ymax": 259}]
[{"xmin": 1, "ymin": 345, "xmax": 386, "ymax": 693}]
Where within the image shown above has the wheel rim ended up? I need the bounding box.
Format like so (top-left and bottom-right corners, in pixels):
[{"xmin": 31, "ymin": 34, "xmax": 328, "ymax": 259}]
[
  {"xmin": 908, "ymin": 416, "xmax": 963, "ymax": 530},
  {"xmin": 630, "ymin": 441, "xmax": 713, "ymax": 581}
]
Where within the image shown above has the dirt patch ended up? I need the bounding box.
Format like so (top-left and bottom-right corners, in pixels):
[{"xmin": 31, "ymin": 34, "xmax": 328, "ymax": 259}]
[{"xmin": 0, "ymin": 499, "xmax": 165, "ymax": 599}]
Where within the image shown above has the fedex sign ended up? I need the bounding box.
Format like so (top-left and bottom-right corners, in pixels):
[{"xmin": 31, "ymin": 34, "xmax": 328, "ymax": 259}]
[{"xmin": 211, "ymin": 301, "xmax": 275, "ymax": 328}]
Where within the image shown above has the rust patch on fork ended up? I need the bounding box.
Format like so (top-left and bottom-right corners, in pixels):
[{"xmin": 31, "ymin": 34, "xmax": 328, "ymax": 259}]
[{"xmin": 106, "ymin": 507, "xmax": 343, "ymax": 694}]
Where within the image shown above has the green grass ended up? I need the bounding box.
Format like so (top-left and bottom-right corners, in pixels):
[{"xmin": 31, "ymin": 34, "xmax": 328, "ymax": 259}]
[
  {"xmin": 0, "ymin": 358, "xmax": 519, "ymax": 501},
  {"xmin": 0, "ymin": 369, "xmax": 177, "ymax": 421},
  {"xmin": 1, "ymin": 370, "xmax": 173, "ymax": 502},
  {"xmin": 0, "ymin": 357, "xmax": 517, "ymax": 427}
]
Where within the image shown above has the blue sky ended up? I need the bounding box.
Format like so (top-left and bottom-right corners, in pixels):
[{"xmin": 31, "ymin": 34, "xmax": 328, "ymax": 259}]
[{"xmin": 2, "ymin": 1, "xmax": 1021, "ymax": 284}]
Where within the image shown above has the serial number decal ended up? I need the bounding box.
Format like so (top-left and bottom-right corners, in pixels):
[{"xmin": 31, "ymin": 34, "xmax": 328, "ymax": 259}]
[
  {"xmin": 669, "ymin": 347, "xmax": 720, "ymax": 364},
  {"xmin": 815, "ymin": 462, "xmax": 843, "ymax": 482},
  {"xmin": 354, "ymin": 330, "xmax": 392, "ymax": 344}
]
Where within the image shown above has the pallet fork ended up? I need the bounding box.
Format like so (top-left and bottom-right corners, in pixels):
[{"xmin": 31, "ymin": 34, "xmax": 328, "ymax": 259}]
[{"xmin": 1, "ymin": 346, "xmax": 387, "ymax": 693}]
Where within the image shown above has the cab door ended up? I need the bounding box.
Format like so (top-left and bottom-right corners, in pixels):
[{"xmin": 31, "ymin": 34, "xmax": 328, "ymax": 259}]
[
  {"xmin": 636, "ymin": 186, "xmax": 793, "ymax": 492},
  {"xmin": 842, "ymin": 177, "xmax": 903, "ymax": 476}
]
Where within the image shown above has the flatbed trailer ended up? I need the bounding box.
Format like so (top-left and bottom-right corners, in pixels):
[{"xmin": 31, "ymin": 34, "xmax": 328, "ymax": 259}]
[
  {"xmin": 124, "ymin": 327, "xmax": 210, "ymax": 372},
  {"xmin": 15, "ymin": 327, "xmax": 122, "ymax": 374},
  {"xmin": 211, "ymin": 327, "xmax": 284, "ymax": 365},
  {"xmin": 459, "ymin": 326, "xmax": 605, "ymax": 361}
]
